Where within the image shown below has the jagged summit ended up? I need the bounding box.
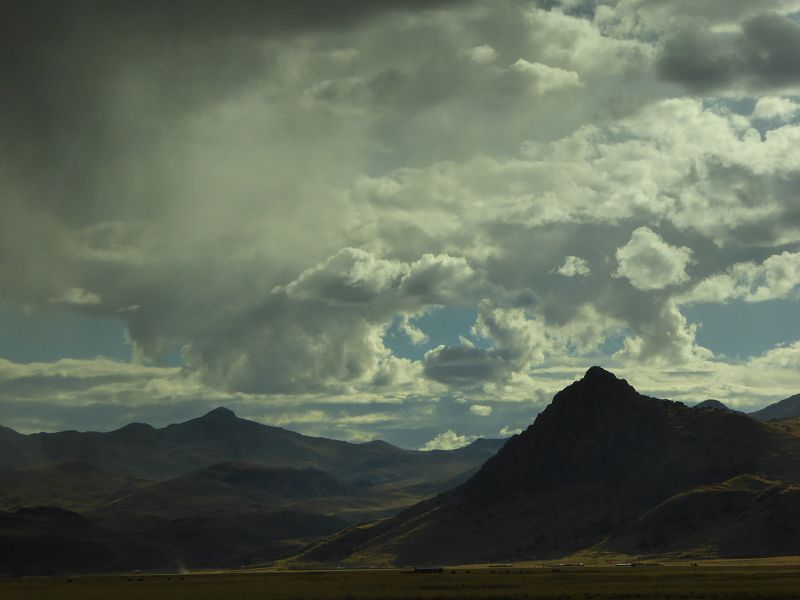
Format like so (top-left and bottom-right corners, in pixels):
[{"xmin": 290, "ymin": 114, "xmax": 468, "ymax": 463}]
[
  {"xmin": 582, "ymin": 365, "xmax": 617, "ymax": 381},
  {"xmin": 576, "ymin": 365, "xmax": 633, "ymax": 391},
  {"xmin": 547, "ymin": 366, "xmax": 639, "ymax": 416}
]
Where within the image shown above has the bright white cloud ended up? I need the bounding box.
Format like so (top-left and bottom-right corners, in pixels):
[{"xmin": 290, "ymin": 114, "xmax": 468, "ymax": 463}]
[
  {"xmin": 420, "ymin": 429, "xmax": 474, "ymax": 451},
  {"xmin": 399, "ymin": 316, "xmax": 429, "ymax": 345},
  {"xmin": 499, "ymin": 425, "xmax": 522, "ymax": 437},
  {"xmin": 752, "ymin": 97, "xmax": 800, "ymax": 121},
  {"xmin": 469, "ymin": 404, "xmax": 492, "ymax": 417},
  {"xmin": 615, "ymin": 228, "xmax": 693, "ymax": 291},
  {"xmin": 684, "ymin": 251, "xmax": 800, "ymax": 304},
  {"xmin": 556, "ymin": 256, "xmax": 590, "ymax": 277}
]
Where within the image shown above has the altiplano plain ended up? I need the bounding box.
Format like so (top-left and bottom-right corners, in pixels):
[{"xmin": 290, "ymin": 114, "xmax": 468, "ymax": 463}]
[{"xmin": 5, "ymin": 562, "xmax": 800, "ymax": 600}]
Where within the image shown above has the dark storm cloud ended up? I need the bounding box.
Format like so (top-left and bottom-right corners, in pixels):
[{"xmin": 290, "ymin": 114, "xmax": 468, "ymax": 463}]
[
  {"xmin": 423, "ymin": 345, "xmax": 505, "ymax": 385},
  {"xmin": 0, "ymin": 0, "xmax": 465, "ymax": 195},
  {"xmin": 534, "ymin": 0, "xmax": 598, "ymax": 18},
  {"xmin": 657, "ymin": 13, "xmax": 800, "ymax": 92}
]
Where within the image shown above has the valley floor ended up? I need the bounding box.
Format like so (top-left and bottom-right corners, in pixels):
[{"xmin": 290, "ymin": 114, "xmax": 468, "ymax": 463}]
[{"xmin": 4, "ymin": 560, "xmax": 800, "ymax": 599}]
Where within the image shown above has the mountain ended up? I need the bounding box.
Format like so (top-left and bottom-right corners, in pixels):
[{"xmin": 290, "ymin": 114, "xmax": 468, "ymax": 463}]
[
  {"xmin": 692, "ymin": 399, "xmax": 739, "ymax": 413},
  {"xmin": 750, "ymin": 394, "xmax": 800, "ymax": 421},
  {"xmin": 0, "ymin": 411, "xmax": 508, "ymax": 574},
  {"xmin": 299, "ymin": 367, "xmax": 800, "ymax": 566},
  {"xmin": 0, "ymin": 407, "xmax": 502, "ymax": 484}
]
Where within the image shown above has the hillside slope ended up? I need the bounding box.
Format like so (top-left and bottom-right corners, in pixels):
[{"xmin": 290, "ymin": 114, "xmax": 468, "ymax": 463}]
[{"xmin": 751, "ymin": 394, "xmax": 800, "ymax": 422}]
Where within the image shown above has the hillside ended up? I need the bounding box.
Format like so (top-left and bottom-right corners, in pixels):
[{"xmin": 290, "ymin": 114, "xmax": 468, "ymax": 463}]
[
  {"xmin": 750, "ymin": 394, "xmax": 800, "ymax": 422},
  {"xmin": 93, "ymin": 463, "xmax": 360, "ymax": 520},
  {"xmin": 299, "ymin": 367, "xmax": 800, "ymax": 566},
  {"xmin": 0, "ymin": 462, "xmax": 150, "ymax": 511},
  {"xmin": 604, "ymin": 474, "xmax": 800, "ymax": 557}
]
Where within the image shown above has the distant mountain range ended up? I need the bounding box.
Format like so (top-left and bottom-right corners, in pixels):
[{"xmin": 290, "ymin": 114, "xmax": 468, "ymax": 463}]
[
  {"xmin": 692, "ymin": 399, "xmax": 741, "ymax": 413},
  {"xmin": 4, "ymin": 376, "xmax": 800, "ymax": 575},
  {"xmin": 299, "ymin": 367, "xmax": 800, "ymax": 566},
  {"xmin": 0, "ymin": 406, "xmax": 504, "ymax": 482},
  {"xmin": 687, "ymin": 396, "xmax": 800, "ymax": 421},
  {"xmin": 750, "ymin": 394, "xmax": 800, "ymax": 421},
  {"xmin": 0, "ymin": 410, "xmax": 504, "ymax": 575}
]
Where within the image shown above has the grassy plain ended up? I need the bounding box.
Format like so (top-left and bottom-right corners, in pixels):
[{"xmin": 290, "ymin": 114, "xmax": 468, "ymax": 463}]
[{"xmin": 4, "ymin": 560, "xmax": 800, "ymax": 600}]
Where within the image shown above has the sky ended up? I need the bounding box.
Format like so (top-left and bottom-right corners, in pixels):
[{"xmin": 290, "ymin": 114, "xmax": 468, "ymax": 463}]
[{"xmin": 3, "ymin": 0, "xmax": 800, "ymax": 449}]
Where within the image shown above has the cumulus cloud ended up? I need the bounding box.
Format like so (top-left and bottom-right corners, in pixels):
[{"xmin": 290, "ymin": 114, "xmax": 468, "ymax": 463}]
[
  {"xmin": 499, "ymin": 425, "xmax": 523, "ymax": 437},
  {"xmin": 423, "ymin": 345, "xmax": 505, "ymax": 386},
  {"xmin": 615, "ymin": 228, "xmax": 693, "ymax": 291},
  {"xmin": 508, "ymin": 59, "xmax": 582, "ymax": 95},
  {"xmin": 465, "ymin": 45, "xmax": 498, "ymax": 65},
  {"xmin": 3, "ymin": 0, "xmax": 800, "ymax": 442},
  {"xmin": 399, "ymin": 316, "xmax": 429, "ymax": 345},
  {"xmin": 285, "ymin": 249, "xmax": 480, "ymax": 308},
  {"xmin": 423, "ymin": 300, "xmax": 548, "ymax": 386},
  {"xmin": 684, "ymin": 251, "xmax": 800, "ymax": 304},
  {"xmin": 749, "ymin": 341, "xmax": 800, "ymax": 370},
  {"xmin": 469, "ymin": 404, "xmax": 493, "ymax": 416},
  {"xmin": 556, "ymin": 256, "xmax": 590, "ymax": 277},
  {"xmin": 752, "ymin": 96, "xmax": 800, "ymax": 121},
  {"xmin": 615, "ymin": 301, "xmax": 711, "ymax": 365},
  {"xmin": 419, "ymin": 429, "xmax": 474, "ymax": 451},
  {"xmin": 656, "ymin": 13, "xmax": 800, "ymax": 93}
]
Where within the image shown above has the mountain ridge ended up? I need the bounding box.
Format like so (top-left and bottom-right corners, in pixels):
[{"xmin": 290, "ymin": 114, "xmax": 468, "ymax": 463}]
[
  {"xmin": 0, "ymin": 407, "xmax": 506, "ymax": 482},
  {"xmin": 750, "ymin": 394, "xmax": 800, "ymax": 422},
  {"xmin": 298, "ymin": 367, "xmax": 800, "ymax": 566}
]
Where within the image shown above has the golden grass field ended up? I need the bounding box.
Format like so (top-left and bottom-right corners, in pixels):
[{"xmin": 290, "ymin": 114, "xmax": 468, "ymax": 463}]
[{"xmin": 4, "ymin": 560, "xmax": 800, "ymax": 599}]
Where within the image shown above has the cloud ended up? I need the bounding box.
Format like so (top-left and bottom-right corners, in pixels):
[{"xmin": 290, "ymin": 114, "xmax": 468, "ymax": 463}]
[
  {"xmin": 469, "ymin": 404, "xmax": 493, "ymax": 416},
  {"xmin": 683, "ymin": 251, "xmax": 800, "ymax": 304},
  {"xmin": 615, "ymin": 227, "xmax": 693, "ymax": 291},
  {"xmin": 499, "ymin": 425, "xmax": 523, "ymax": 436},
  {"xmin": 423, "ymin": 300, "xmax": 550, "ymax": 386},
  {"xmin": 50, "ymin": 287, "xmax": 102, "ymax": 306},
  {"xmin": 399, "ymin": 316, "xmax": 429, "ymax": 345},
  {"xmin": 753, "ymin": 96, "xmax": 800, "ymax": 121},
  {"xmin": 465, "ymin": 45, "xmax": 498, "ymax": 65},
  {"xmin": 419, "ymin": 429, "xmax": 474, "ymax": 451},
  {"xmin": 508, "ymin": 59, "xmax": 582, "ymax": 95},
  {"xmin": 556, "ymin": 255, "xmax": 590, "ymax": 277},
  {"xmin": 423, "ymin": 345, "xmax": 506, "ymax": 386},
  {"xmin": 656, "ymin": 13, "xmax": 800, "ymax": 93},
  {"xmin": 3, "ymin": 0, "xmax": 800, "ymax": 444},
  {"xmin": 749, "ymin": 340, "xmax": 800, "ymax": 370},
  {"xmin": 615, "ymin": 301, "xmax": 711, "ymax": 365},
  {"xmin": 284, "ymin": 248, "xmax": 480, "ymax": 308}
]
